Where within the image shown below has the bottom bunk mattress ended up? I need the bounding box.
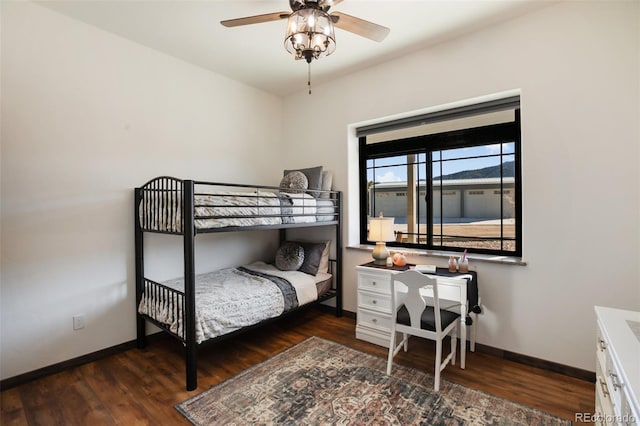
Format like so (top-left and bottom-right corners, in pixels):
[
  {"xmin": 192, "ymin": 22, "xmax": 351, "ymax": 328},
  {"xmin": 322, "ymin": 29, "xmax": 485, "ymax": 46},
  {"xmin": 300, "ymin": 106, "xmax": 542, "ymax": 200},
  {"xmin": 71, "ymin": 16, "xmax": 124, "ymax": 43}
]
[{"xmin": 138, "ymin": 261, "xmax": 331, "ymax": 344}]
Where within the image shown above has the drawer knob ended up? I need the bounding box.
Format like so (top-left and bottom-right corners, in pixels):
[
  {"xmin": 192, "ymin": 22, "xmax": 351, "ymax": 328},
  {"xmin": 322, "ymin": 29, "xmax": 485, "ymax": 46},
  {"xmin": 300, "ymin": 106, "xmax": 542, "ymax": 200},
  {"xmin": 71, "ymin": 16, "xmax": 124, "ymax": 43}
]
[
  {"xmin": 599, "ymin": 378, "xmax": 610, "ymax": 397},
  {"xmin": 610, "ymin": 373, "xmax": 623, "ymax": 391},
  {"xmin": 372, "ymin": 300, "xmax": 377, "ymax": 304},
  {"xmin": 598, "ymin": 338, "xmax": 607, "ymax": 351},
  {"xmin": 372, "ymin": 281, "xmax": 377, "ymax": 286},
  {"xmin": 372, "ymin": 318, "xmax": 378, "ymax": 323}
]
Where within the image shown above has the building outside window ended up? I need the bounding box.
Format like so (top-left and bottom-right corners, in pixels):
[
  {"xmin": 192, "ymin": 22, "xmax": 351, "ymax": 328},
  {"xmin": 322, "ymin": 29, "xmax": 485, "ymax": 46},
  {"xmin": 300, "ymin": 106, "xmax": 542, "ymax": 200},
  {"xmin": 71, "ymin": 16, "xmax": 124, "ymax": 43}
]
[{"xmin": 358, "ymin": 96, "xmax": 522, "ymax": 256}]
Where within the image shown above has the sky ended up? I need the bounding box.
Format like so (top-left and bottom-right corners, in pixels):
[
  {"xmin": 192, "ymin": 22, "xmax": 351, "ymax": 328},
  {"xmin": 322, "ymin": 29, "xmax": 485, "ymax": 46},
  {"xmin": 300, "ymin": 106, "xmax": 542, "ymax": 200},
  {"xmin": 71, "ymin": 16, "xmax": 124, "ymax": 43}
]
[{"xmin": 368, "ymin": 142, "xmax": 515, "ymax": 183}]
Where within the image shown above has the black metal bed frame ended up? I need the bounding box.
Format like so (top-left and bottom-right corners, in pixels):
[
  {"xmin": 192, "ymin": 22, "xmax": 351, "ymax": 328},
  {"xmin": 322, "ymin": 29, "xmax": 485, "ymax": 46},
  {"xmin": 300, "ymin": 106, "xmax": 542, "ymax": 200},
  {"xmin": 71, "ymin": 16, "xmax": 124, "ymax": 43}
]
[{"xmin": 134, "ymin": 176, "xmax": 343, "ymax": 391}]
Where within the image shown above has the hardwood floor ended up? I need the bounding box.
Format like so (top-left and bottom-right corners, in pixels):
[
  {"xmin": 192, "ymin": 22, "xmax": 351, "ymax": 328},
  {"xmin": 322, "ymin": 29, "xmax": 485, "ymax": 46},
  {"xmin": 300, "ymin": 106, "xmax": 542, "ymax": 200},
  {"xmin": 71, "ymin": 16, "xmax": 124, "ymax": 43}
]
[{"xmin": 1, "ymin": 307, "xmax": 594, "ymax": 425}]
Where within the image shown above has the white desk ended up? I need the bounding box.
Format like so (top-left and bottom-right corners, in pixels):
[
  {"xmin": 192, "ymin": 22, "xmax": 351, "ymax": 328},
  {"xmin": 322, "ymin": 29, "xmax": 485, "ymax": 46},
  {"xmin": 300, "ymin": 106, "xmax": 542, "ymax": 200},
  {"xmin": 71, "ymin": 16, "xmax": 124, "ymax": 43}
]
[{"xmin": 356, "ymin": 264, "xmax": 478, "ymax": 369}]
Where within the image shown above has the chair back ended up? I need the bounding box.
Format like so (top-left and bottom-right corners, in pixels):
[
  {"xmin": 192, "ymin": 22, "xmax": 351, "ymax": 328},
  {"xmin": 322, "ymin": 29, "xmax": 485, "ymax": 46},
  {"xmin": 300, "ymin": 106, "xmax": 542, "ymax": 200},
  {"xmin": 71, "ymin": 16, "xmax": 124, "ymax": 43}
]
[
  {"xmin": 388, "ymin": 270, "xmax": 467, "ymax": 391},
  {"xmin": 391, "ymin": 270, "xmax": 443, "ymax": 333}
]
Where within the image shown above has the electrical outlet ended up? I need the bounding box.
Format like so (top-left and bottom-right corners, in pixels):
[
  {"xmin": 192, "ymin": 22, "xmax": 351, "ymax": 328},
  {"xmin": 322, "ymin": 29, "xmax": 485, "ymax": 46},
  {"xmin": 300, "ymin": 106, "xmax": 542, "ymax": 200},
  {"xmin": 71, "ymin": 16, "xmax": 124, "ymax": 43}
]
[{"xmin": 73, "ymin": 314, "xmax": 85, "ymax": 330}]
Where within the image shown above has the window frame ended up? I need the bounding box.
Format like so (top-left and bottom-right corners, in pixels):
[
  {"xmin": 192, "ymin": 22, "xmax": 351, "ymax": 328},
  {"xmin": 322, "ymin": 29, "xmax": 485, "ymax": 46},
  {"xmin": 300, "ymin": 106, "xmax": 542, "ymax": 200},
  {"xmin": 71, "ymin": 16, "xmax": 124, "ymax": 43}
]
[{"xmin": 359, "ymin": 110, "xmax": 522, "ymax": 257}]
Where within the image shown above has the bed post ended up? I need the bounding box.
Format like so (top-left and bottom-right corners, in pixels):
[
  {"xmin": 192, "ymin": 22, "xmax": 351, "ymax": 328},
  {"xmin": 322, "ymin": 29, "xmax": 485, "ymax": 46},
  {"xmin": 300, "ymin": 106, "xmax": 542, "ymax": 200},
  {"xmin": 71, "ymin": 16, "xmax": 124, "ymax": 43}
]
[
  {"xmin": 134, "ymin": 187, "xmax": 146, "ymax": 349},
  {"xmin": 183, "ymin": 180, "xmax": 198, "ymax": 391},
  {"xmin": 335, "ymin": 191, "xmax": 343, "ymax": 317}
]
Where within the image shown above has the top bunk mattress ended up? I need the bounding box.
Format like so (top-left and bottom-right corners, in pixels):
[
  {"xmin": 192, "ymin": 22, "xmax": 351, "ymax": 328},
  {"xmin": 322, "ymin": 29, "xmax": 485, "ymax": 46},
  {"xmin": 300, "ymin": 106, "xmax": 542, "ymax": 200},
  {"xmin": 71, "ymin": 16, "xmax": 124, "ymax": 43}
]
[{"xmin": 138, "ymin": 189, "xmax": 338, "ymax": 233}]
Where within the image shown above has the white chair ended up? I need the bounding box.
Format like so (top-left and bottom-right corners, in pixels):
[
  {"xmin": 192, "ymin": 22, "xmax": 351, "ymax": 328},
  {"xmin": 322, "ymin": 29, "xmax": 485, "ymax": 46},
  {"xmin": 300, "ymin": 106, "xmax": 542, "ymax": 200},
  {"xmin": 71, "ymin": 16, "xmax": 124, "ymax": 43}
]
[{"xmin": 386, "ymin": 270, "xmax": 462, "ymax": 391}]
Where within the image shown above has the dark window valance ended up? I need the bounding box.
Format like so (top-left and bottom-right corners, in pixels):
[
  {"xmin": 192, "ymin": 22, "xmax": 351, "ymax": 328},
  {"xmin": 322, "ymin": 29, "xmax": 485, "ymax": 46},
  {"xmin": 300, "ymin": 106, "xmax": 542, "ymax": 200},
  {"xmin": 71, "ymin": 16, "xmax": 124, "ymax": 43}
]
[{"xmin": 356, "ymin": 96, "xmax": 520, "ymax": 137}]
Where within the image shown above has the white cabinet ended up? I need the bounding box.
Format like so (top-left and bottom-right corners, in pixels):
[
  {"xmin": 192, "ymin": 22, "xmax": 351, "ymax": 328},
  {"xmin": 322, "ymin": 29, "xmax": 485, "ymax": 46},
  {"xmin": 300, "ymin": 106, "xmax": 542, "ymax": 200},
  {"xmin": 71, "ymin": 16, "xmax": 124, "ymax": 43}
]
[
  {"xmin": 355, "ymin": 266, "xmax": 394, "ymax": 347},
  {"xmin": 594, "ymin": 306, "xmax": 640, "ymax": 425}
]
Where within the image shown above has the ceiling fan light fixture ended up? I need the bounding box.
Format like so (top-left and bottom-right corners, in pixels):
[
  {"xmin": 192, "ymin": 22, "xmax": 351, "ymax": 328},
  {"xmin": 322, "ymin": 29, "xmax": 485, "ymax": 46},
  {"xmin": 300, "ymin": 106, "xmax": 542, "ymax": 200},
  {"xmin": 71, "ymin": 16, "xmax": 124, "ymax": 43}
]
[{"xmin": 284, "ymin": 8, "xmax": 335, "ymax": 63}]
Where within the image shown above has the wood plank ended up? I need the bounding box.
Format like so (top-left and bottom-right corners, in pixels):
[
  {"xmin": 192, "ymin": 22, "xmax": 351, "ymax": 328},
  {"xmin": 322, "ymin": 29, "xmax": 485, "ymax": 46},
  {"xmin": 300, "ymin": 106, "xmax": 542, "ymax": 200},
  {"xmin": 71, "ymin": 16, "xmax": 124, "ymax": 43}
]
[
  {"xmin": 0, "ymin": 388, "xmax": 28, "ymax": 425},
  {"xmin": 0, "ymin": 307, "xmax": 595, "ymax": 425}
]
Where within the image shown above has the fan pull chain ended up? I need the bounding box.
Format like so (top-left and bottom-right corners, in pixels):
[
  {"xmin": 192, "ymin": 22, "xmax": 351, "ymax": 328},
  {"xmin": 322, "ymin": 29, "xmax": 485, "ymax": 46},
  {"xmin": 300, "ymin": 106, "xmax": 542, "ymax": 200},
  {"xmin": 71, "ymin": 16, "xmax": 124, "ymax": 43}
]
[{"xmin": 308, "ymin": 62, "xmax": 312, "ymax": 95}]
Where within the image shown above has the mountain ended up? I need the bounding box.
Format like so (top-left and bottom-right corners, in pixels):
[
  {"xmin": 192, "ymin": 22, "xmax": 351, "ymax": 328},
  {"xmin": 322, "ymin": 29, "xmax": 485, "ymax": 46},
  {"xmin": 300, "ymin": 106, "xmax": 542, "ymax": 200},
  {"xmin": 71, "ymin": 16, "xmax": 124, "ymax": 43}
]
[{"xmin": 436, "ymin": 161, "xmax": 515, "ymax": 180}]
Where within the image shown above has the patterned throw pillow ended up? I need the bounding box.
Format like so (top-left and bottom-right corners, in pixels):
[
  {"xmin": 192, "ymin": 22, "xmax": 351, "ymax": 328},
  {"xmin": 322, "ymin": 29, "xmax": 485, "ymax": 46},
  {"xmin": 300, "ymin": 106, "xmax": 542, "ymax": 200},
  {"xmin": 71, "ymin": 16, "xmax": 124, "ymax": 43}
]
[
  {"xmin": 283, "ymin": 166, "xmax": 323, "ymax": 198},
  {"xmin": 275, "ymin": 242, "xmax": 305, "ymax": 271},
  {"xmin": 279, "ymin": 171, "xmax": 308, "ymax": 193}
]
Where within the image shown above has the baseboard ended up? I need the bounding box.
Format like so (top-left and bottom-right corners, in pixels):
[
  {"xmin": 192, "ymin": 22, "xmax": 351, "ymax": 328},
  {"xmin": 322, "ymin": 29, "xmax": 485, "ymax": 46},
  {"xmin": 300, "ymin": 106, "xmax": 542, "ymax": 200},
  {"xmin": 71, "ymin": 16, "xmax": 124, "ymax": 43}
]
[
  {"xmin": 347, "ymin": 308, "xmax": 595, "ymax": 383},
  {"xmin": 315, "ymin": 303, "xmax": 356, "ymax": 319},
  {"xmin": 1, "ymin": 310, "xmax": 594, "ymax": 390},
  {"xmin": 0, "ymin": 333, "xmax": 165, "ymax": 391},
  {"xmin": 0, "ymin": 307, "xmax": 349, "ymax": 390},
  {"xmin": 473, "ymin": 342, "xmax": 596, "ymax": 383}
]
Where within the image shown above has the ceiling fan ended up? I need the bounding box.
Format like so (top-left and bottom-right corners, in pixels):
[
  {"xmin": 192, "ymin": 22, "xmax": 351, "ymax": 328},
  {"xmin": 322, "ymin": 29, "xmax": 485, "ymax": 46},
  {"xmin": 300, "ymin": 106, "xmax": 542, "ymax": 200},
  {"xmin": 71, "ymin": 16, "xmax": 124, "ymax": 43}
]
[{"xmin": 221, "ymin": 0, "xmax": 390, "ymax": 64}]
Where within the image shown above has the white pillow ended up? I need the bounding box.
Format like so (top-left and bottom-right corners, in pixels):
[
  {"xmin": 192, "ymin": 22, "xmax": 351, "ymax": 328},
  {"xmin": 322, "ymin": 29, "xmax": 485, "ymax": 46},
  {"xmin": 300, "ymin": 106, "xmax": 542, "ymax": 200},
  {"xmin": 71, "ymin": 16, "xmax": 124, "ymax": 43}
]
[
  {"xmin": 317, "ymin": 241, "xmax": 331, "ymax": 274},
  {"xmin": 320, "ymin": 171, "xmax": 333, "ymax": 198}
]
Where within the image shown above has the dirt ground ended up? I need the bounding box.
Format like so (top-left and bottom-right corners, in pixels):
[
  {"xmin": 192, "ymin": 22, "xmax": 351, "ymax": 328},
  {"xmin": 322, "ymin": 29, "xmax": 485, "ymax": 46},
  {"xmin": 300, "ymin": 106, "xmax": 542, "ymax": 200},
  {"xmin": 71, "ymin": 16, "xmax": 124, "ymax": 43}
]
[{"xmin": 395, "ymin": 222, "xmax": 516, "ymax": 251}]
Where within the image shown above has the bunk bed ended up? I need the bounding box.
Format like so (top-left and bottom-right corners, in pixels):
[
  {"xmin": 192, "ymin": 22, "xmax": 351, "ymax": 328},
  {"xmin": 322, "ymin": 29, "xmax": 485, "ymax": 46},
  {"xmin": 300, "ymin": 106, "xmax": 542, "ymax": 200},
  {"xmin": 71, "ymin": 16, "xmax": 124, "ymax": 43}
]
[{"xmin": 134, "ymin": 176, "xmax": 342, "ymax": 391}]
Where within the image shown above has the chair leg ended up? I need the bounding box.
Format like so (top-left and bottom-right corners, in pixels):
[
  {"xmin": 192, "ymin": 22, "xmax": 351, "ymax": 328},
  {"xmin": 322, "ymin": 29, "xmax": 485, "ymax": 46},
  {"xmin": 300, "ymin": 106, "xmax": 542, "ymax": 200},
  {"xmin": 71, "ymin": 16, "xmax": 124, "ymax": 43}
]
[
  {"xmin": 434, "ymin": 339, "xmax": 442, "ymax": 392},
  {"xmin": 451, "ymin": 325, "xmax": 457, "ymax": 367},
  {"xmin": 386, "ymin": 330, "xmax": 396, "ymax": 375},
  {"xmin": 403, "ymin": 333, "xmax": 408, "ymax": 352},
  {"xmin": 459, "ymin": 318, "xmax": 466, "ymax": 369}
]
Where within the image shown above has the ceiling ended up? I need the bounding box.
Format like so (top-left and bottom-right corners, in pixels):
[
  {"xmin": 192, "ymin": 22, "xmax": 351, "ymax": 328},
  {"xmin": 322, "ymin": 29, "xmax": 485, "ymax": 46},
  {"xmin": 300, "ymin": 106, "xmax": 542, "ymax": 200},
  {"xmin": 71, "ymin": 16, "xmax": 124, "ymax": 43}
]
[{"xmin": 36, "ymin": 0, "xmax": 552, "ymax": 97}]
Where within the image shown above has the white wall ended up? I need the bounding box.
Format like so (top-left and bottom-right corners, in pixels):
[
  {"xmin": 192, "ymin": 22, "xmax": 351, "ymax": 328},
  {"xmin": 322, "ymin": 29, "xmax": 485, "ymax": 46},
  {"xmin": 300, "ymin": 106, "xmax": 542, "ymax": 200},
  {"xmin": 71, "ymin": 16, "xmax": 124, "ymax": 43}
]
[
  {"xmin": 282, "ymin": 1, "xmax": 640, "ymax": 371},
  {"xmin": 0, "ymin": 2, "xmax": 284, "ymax": 380}
]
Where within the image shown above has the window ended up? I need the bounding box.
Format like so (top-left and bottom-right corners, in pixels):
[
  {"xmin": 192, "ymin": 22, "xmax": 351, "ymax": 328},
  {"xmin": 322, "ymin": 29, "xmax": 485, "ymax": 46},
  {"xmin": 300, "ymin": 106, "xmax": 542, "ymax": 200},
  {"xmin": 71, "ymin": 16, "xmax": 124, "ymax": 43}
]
[{"xmin": 358, "ymin": 97, "xmax": 522, "ymax": 256}]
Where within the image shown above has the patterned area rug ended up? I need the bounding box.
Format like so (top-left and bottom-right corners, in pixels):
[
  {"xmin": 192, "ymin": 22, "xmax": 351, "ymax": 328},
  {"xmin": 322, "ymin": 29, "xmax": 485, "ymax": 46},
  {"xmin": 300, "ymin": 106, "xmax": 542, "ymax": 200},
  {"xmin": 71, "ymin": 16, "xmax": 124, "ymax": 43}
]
[{"xmin": 176, "ymin": 337, "xmax": 570, "ymax": 425}]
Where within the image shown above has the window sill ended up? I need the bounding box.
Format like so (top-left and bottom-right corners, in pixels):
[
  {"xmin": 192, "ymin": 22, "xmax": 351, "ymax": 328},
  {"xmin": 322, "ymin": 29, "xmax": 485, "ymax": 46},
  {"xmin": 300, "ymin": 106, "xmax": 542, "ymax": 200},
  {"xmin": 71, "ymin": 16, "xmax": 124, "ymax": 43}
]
[{"xmin": 347, "ymin": 244, "xmax": 527, "ymax": 266}]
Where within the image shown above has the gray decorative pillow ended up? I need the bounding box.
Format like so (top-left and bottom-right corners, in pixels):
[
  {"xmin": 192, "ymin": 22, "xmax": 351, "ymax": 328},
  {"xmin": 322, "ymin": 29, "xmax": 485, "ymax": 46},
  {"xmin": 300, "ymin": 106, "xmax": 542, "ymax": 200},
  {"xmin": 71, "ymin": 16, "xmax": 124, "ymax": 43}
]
[
  {"xmin": 297, "ymin": 241, "xmax": 328, "ymax": 276},
  {"xmin": 279, "ymin": 171, "xmax": 308, "ymax": 193},
  {"xmin": 284, "ymin": 166, "xmax": 323, "ymax": 198},
  {"xmin": 275, "ymin": 242, "xmax": 305, "ymax": 271}
]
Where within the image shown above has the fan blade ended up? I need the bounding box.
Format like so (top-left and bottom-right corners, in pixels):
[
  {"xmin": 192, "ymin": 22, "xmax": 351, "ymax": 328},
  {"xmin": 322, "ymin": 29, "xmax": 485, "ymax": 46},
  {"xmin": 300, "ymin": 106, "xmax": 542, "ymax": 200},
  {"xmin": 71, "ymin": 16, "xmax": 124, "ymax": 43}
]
[
  {"xmin": 221, "ymin": 12, "xmax": 289, "ymax": 28},
  {"xmin": 331, "ymin": 12, "xmax": 390, "ymax": 42}
]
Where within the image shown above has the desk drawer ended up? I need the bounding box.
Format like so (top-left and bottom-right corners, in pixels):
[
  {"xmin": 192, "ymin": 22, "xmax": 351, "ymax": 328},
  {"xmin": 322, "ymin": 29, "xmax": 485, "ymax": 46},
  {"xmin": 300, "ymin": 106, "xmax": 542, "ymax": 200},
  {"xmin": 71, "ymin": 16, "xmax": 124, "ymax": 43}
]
[
  {"xmin": 359, "ymin": 291, "xmax": 392, "ymax": 314},
  {"xmin": 606, "ymin": 351, "xmax": 623, "ymax": 413},
  {"xmin": 357, "ymin": 309, "xmax": 392, "ymax": 331},
  {"xmin": 596, "ymin": 361, "xmax": 616, "ymax": 423},
  {"xmin": 358, "ymin": 272, "xmax": 391, "ymax": 294}
]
